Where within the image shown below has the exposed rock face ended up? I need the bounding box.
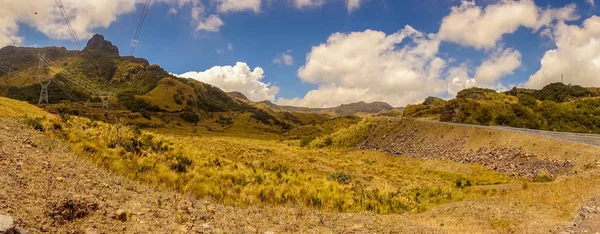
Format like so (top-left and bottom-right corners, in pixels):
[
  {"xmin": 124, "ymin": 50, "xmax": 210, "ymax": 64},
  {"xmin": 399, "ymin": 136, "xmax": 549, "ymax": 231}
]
[
  {"xmin": 83, "ymin": 34, "xmax": 119, "ymax": 55},
  {"xmin": 358, "ymin": 119, "xmax": 574, "ymax": 178},
  {"xmin": 0, "ymin": 215, "xmax": 15, "ymax": 234}
]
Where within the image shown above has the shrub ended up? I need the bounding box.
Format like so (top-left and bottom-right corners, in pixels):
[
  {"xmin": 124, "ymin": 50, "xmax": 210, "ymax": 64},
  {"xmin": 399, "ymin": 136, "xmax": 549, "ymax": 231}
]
[
  {"xmin": 455, "ymin": 178, "xmax": 472, "ymax": 189},
  {"xmin": 518, "ymin": 94, "xmax": 537, "ymax": 108},
  {"xmin": 23, "ymin": 117, "xmax": 45, "ymax": 132},
  {"xmin": 171, "ymin": 155, "xmax": 192, "ymax": 173},
  {"xmin": 300, "ymin": 135, "xmax": 316, "ymax": 147},
  {"xmin": 180, "ymin": 110, "xmax": 199, "ymax": 123},
  {"xmin": 140, "ymin": 110, "xmax": 152, "ymax": 120},
  {"xmin": 532, "ymin": 174, "xmax": 554, "ymax": 183},
  {"xmin": 323, "ymin": 136, "xmax": 333, "ymax": 146},
  {"xmin": 327, "ymin": 171, "xmax": 352, "ymax": 185},
  {"xmin": 216, "ymin": 114, "xmax": 233, "ymax": 125}
]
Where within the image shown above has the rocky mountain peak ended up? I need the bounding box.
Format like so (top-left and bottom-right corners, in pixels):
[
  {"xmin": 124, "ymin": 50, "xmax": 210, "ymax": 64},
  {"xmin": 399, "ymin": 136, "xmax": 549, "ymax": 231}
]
[{"xmin": 83, "ymin": 34, "xmax": 119, "ymax": 55}]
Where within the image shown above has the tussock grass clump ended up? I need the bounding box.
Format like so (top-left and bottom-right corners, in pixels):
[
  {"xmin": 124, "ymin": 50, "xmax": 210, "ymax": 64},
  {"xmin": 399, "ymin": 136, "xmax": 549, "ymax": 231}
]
[
  {"xmin": 4, "ymin": 97, "xmax": 514, "ymax": 215},
  {"xmin": 24, "ymin": 115, "xmax": 511, "ymax": 214}
]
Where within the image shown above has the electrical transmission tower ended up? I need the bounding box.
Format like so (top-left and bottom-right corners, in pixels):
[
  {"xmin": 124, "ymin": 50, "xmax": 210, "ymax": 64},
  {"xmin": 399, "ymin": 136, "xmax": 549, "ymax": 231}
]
[
  {"xmin": 38, "ymin": 80, "xmax": 51, "ymax": 104},
  {"xmin": 37, "ymin": 53, "xmax": 115, "ymax": 108}
]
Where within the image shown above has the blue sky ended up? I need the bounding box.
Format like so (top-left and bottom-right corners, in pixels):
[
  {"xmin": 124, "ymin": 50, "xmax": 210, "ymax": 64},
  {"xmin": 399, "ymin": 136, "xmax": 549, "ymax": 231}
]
[{"xmin": 3, "ymin": 0, "xmax": 600, "ymax": 107}]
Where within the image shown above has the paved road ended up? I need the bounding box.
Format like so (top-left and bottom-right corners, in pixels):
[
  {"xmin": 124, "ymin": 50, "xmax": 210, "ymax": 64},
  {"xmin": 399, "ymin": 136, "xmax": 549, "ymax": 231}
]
[{"xmin": 408, "ymin": 118, "xmax": 600, "ymax": 147}]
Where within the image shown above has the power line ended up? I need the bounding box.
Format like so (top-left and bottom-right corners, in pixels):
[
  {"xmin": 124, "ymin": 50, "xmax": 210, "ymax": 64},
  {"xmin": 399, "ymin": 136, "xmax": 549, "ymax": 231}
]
[
  {"xmin": 0, "ymin": 28, "xmax": 19, "ymax": 46},
  {"xmin": 53, "ymin": 0, "xmax": 81, "ymax": 49},
  {"xmin": 130, "ymin": 0, "xmax": 151, "ymax": 55},
  {"xmin": 37, "ymin": 53, "xmax": 113, "ymax": 96}
]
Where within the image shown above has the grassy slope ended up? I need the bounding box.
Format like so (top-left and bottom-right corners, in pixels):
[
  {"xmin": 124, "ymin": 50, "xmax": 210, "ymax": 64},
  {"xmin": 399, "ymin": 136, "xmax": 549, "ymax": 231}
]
[
  {"xmin": 137, "ymin": 77, "xmax": 195, "ymax": 112},
  {"xmin": 4, "ymin": 96, "xmax": 600, "ymax": 232},
  {"xmin": 406, "ymin": 85, "xmax": 600, "ymax": 134}
]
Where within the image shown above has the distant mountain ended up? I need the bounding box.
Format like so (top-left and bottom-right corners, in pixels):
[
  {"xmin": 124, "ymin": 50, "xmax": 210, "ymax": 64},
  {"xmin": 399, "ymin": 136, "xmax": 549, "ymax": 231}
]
[
  {"xmin": 262, "ymin": 101, "xmax": 396, "ymax": 116},
  {"xmin": 0, "ymin": 34, "xmax": 244, "ymax": 113},
  {"xmin": 0, "ymin": 34, "xmax": 400, "ymax": 132}
]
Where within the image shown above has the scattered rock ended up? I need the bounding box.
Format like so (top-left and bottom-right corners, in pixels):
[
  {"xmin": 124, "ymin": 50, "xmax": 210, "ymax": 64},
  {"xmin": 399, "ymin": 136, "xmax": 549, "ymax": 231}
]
[
  {"xmin": 0, "ymin": 215, "xmax": 15, "ymax": 234},
  {"xmin": 201, "ymin": 223, "xmax": 212, "ymax": 230},
  {"xmin": 83, "ymin": 228, "xmax": 98, "ymax": 234},
  {"xmin": 358, "ymin": 125, "xmax": 574, "ymax": 178},
  {"xmin": 55, "ymin": 177, "xmax": 64, "ymax": 182},
  {"xmin": 114, "ymin": 209, "xmax": 127, "ymax": 222},
  {"xmin": 245, "ymin": 225, "xmax": 257, "ymax": 233},
  {"xmin": 48, "ymin": 197, "xmax": 98, "ymax": 224}
]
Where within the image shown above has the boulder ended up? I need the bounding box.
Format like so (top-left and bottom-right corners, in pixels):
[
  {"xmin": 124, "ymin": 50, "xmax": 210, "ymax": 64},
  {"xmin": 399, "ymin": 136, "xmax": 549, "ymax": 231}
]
[{"xmin": 0, "ymin": 215, "xmax": 15, "ymax": 234}]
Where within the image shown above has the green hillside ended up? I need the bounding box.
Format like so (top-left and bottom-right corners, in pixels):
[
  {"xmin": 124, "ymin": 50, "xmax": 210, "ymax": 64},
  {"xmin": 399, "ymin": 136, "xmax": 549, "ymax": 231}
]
[
  {"xmin": 405, "ymin": 83, "xmax": 600, "ymax": 133},
  {"xmin": 0, "ymin": 35, "xmax": 341, "ymax": 135}
]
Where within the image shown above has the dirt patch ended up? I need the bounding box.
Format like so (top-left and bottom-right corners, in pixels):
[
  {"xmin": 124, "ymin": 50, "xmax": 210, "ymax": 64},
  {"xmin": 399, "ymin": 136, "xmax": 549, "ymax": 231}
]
[{"xmin": 47, "ymin": 196, "xmax": 99, "ymax": 225}]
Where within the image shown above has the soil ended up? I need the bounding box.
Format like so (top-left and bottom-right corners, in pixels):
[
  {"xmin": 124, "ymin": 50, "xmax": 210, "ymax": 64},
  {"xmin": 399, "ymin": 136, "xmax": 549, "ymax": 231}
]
[{"xmin": 0, "ymin": 118, "xmax": 431, "ymax": 233}]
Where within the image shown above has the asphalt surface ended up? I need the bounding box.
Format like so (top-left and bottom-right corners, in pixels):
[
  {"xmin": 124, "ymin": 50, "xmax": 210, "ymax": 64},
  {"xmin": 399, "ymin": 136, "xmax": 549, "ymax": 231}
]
[{"xmin": 412, "ymin": 118, "xmax": 600, "ymax": 147}]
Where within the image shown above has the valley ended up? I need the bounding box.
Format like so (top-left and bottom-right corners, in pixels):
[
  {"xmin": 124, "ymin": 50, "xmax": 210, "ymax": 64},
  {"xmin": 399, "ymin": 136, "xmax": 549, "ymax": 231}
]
[{"xmin": 1, "ymin": 36, "xmax": 600, "ymax": 233}]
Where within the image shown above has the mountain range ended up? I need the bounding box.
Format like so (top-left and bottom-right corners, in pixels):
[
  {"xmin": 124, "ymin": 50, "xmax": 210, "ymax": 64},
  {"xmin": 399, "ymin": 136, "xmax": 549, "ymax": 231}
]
[{"xmin": 0, "ymin": 35, "xmax": 397, "ymax": 130}]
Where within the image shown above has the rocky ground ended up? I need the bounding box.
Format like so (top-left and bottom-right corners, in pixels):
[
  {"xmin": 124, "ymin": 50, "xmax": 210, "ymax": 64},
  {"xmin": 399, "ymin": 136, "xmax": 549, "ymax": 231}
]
[
  {"xmin": 359, "ymin": 124, "xmax": 574, "ymax": 178},
  {"xmin": 562, "ymin": 198, "xmax": 600, "ymax": 234},
  {"xmin": 0, "ymin": 118, "xmax": 433, "ymax": 233}
]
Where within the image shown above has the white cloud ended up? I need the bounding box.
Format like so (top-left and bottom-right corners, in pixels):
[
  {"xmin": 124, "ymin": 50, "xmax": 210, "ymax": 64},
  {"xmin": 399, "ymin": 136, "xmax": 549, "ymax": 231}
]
[
  {"xmin": 438, "ymin": 0, "xmax": 578, "ymax": 49},
  {"xmin": 474, "ymin": 48, "xmax": 521, "ymax": 83},
  {"xmin": 0, "ymin": 0, "xmax": 215, "ymax": 47},
  {"xmin": 346, "ymin": 0, "xmax": 361, "ymax": 12},
  {"xmin": 191, "ymin": 6, "xmax": 204, "ymax": 20},
  {"xmin": 588, "ymin": 0, "xmax": 595, "ymax": 7},
  {"xmin": 445, "ymin": 48, "xmax": 521, "ymax": 95},
  {"xmin": 526, "ymin": 16, "xmax": 600, "ymax": 88},
  {"xmin": 176, "ymin": 62, "xmax": 280, "ymax": 101},
  {"xmin": 227, "ymin": 43, "xmax": 233, "ymax": 51},
  {"xmin": 0, "ymin": 0, "xmax": 141, "ymax": 45},
  {"xmin": 446, "ymin": 64, "xmax": 477, "ymax": 95},
  {"xmin": 293, "ymin": 0, "xmax": 326, "ymax": 9},
  {"xmin": 292, "ymin": 0, "xmax": 362, "ymax": 12},
  {"xmin": 273, "ymin": 50, "xmax": 294, "ymax": 66},
  {"xmin": 195, "ymin": 14, "xmax": 224, "ymax": 32},
  {"xmin": 215, "ymin": 0, "xmax": 261, "ymax": 13},
  {"xmin": 277, "ymin": 26, "xmax": 449, "ymax": 108}
]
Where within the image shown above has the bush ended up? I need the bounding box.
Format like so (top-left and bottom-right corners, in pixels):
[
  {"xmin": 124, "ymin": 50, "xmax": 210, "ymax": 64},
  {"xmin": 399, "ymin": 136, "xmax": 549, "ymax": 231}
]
[
  {"xmin": 327, "ymin": 171, "xmax": 352, "ymax": 185},
  {"xmin": 532, "ymin": 174, "xmax": 554, "ymax": 183},
  {"xmin": 171, "ymin": 155, "xmax": 192, "ymax": 173},
  {"xmin": 140, "ymin": 110, "xmax": 152, "ymax": 120},
  {"xmin": 250, "ymin": 109, "xmax": 273, "ymax": 125},
  {"xmin": 23, "ymin": 117, "xmax": 45, "ymax": 132},
  {"xmin": 518, "ymin": 94, "xmax": 537, "ymax": 108},
  {"xmin": 216, "ymin": 114, "xmax": 233, "ymax": 125},
  {"xmin": 323, "ymin": 136, "xmax": 333, "ymax": 146},
  {"xmin": 180, "ymin": 110, "xmax": 199, "ymax": 123},
  {"xmin": 455, "ymin": 178, "xmax": 472, "ymax": 189},
  {"xmin": 300, "ymin": 135, "xmax": 316, "ymax": 147}
]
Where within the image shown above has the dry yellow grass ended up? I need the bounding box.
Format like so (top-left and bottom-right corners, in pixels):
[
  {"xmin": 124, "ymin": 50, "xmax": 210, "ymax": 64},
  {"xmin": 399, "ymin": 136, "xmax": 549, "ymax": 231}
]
[{"xmin": 2, "ymin": 96, "xmax": 600, "ymax": 232}]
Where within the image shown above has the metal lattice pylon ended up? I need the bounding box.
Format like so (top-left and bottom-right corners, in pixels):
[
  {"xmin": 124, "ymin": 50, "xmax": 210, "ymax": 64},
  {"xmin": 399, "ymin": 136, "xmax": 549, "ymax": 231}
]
[
  {"xmin": 101, "ymin": 96, "xmax": 110, "ymax": 109},
  {"xmin": 39, "ymin": 81, "xmax": 50, "ymax": 104}
]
